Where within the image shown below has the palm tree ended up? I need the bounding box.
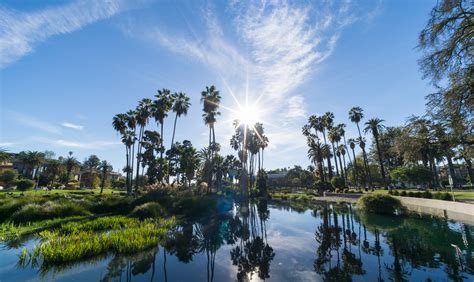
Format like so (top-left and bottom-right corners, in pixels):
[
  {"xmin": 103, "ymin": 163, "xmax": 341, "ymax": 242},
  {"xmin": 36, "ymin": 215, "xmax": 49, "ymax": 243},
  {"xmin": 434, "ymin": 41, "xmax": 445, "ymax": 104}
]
[
  {"xmin": 168, "ymin": 92, "xmax": 191, "ymax": 184},
  {"xmin": 201, "ymin": 85, "xmax": 221, "ymax": 191},
  {"xmin": 364, "ymin": 118, "xmax": 387, "ymax": 188},
  {"xmin": 170, "ymin": 92, "xmax": 191, "ymax": 147},
  {"xmin": 64, "ymin": 151, "xmax": 79, "ymax": 184},
  {"xmin": 153, "ymin": 89, "xmax": 174, "ymax": 182},
  {"xmin": 349, "ymin": 107, "xmax": 370, "ymax": 187},
  {"xmin": 337, "ymin": 123, "xmax": 353, "ymax": 173},
  {"xmin": 348, "ymin": 139, "xmax": 358, "ymax": 188},
  {"xmin": 113, "ymin": 113, "xmax": 133, "ymax": 193},
  {"xmin": 134, "ymin": 98, "xmax": 152, "ymax": 190},
  {"xmin": 328, "ymin": 127, "xmax": 341, "ymax": 177},
  {"xmin": 337, "ymin": 144, "xmax": 347, "ymax": 185},
  {"xmin": 98, "ymin": 160, "xmax": 113, "ymax": 194},
  {"xmin": 310, "ymin": 115, "xmax": 333, "ymax": 179}
]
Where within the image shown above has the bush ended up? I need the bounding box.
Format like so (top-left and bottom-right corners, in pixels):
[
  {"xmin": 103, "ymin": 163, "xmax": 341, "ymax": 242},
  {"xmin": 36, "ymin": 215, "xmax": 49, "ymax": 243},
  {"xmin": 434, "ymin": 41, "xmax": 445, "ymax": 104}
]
[
  {"xmin": 10, "ymin": 201, "xmax": 91, "ymax": 223},
  {"xmin": 0, "ymin": 169, "xmax": 19, "ymax": 187},
  {"xmin": 130, "ymin": 202, "xmax": 166, "ymax": 219},
  {"xmin": 392, "ymin": 190, "xmax": 400, "ymax": 196},
  {"xmin": 422, "ymin": 191, "xmax": 432, "ymax": 199},
  {"xmin": 330, "ymin": 176, "xmax": 345, "ymax": 189},
  {"xmin": 400, "ymin": 191, "xmax": 407, "ymax": 196},
  {"xmin": 357, "ymin": 194, "xmax": 403, "ymax": 215},
  {"xmin": 434, "ymin": 192, "xmax": 453, "ymax": 201},
  {"xmin": 16, "ymin": 179, "xmax": 36, "ymax": 191}
]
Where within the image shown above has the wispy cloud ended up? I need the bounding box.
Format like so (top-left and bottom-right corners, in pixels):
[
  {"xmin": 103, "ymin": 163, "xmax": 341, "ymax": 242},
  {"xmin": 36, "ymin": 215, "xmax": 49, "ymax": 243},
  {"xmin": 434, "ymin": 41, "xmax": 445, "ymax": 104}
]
[
  {"xmin": 35, "ymin": 137, "xmax": 120, "ymax": 149},
  {"xmin": 0, "ymin": 0, "xmax": 139, "ymax": 68},
  {"xmin": 0, "ymin": 142, "xmax": 16, "ymax": 147},
  {"xmin": 61, "ymin": 122, "xmax": 84, "ymax": 130},
  {"xmin": 9, "ymin": 111, "xmax": 62, "ymax": 134},
  {"xmin": 121, "ymin": 1, "xmax": 366, "ymax": 156},
  {"xmin": 285, "ymin": 95, "xmax": 306, "ymax": 119}
]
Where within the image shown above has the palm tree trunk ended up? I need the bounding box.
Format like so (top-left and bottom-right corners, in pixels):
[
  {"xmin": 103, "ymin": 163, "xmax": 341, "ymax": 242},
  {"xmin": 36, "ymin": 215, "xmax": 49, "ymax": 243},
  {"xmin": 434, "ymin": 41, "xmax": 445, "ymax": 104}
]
[
  {"xmin": 374, "ymin": 136, "xmax": 387, "ymax": 189},
  {"xmin": 351, "ymin": 148, "xmax": 358, "ymax": 189},
  {"xmin": 356, "ymin": 122, "xmax": 370, "ymax": 188},
  {"xmin": 135, "ymin": 125, "xmax": 144, "ymax": 191},
  {"xmin": 126, "ymin": 146, "xmax": 131, "ymax": 194},
  {"xmin": 338, "ymin": 154, "xmax": 345, "ymax": 186},
  {"xmin": 332, "ymin": 142, "xmax": 339, "ymax": 176},
  {"xmin": 159, "ymin": 122, "xmax": 165, "ymax": 183},
  {"xmin": 167, "ymin": 114, "xmax": 179, "ymax": 185},
  {"xmin": 446, "ymin": 155, "xmax": 457, "ymax": 188},
  {"xmin": 322, "ymin": 131, "xmax": 333, "ymax": 179},
  {"xmin": 464, "ymin": 156, "xmax": 473, "ymax": 186},
  {"xmin": 343, "ymin": 135, "xmax": 353, "ymax": 167}
]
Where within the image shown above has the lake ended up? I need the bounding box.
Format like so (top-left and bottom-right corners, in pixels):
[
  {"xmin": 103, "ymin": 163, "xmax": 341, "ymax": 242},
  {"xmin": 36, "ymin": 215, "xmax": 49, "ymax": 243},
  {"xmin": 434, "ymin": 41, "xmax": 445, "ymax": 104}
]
[{"xmin": 0, "ymin": 200, "xmax": 473, "ymax": 281}]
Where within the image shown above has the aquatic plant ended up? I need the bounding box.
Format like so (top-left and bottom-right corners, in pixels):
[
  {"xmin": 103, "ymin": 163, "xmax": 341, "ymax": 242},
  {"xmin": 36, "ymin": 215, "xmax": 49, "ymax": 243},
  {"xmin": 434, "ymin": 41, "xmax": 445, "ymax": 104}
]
[
  {"xmin": 130, "ymin": 202, "xmax": 166, "ymax": 219},
  {"xmin": 10, "ymin": 202, "xmax": 91, "ymax": 223}
]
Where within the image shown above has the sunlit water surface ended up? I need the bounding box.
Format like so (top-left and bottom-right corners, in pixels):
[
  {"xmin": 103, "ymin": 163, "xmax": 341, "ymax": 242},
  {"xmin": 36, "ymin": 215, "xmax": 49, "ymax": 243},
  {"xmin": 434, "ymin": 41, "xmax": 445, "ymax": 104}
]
[{"xmin": 0, "ymin": 201, "xmax": 473, "ymax": 281}]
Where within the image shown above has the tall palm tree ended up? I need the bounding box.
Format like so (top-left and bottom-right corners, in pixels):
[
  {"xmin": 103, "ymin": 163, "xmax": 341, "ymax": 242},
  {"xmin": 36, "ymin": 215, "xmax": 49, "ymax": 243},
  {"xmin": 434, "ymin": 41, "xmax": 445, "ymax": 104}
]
[
  {"xmin": 170, "ymin": 92, "xmax": 191, "ymax": 147},
  {"xmin": 348, "ymin": 139, "xmax": 358, "ymax": 187},
  {"xmin": 98, "ymin": 160, "xmax": 113, "ymax": 194},
  {"xmin": 337, "ymin": 123, "xmax": 353, "ymax": 172},
  {"xmin": 64, "ymin": 151, "xmax": 79, "ymax": 184},
  {"xmin": 310, "ymin": 115, "xmax": 333, "ymax": 179},
  {"xmin": 168, "ymin": 92, "xmax": 191, "ymax": 184},
  {"xmin": 349, "ymin": 107, "xmax": 370, "ymax": 187},
  {"xmin": 153, "ymin": 89, "xmax": 174, "ymax": 182},
  {"xmin": 201, "ymin": 85, "xmax": 221, "ymax": 191},
  {"xmin": 328, "ymin": 127, "xmax": 341, "ymax": 177},
  {"xmin": 337, "ymin": 144, "xmax": 347, "ymax": 185},
  {"xmin": 134, "ymin": 98, "xmax": 152, "ymax": 190},
  {"xmin": 364, "ymin": 118, "xmax": 387, "ymax": 188},
  {"xmin": 113, "ymin": 113, "xmax": 133, "ymax": 193}
]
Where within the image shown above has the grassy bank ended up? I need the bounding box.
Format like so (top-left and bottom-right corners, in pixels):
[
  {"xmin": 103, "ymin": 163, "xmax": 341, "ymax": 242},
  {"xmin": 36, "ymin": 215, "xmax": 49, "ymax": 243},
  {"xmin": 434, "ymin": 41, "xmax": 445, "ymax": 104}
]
[{"xmin": 373, "ymin": 189, "xmax": 474, "ymax": 200}]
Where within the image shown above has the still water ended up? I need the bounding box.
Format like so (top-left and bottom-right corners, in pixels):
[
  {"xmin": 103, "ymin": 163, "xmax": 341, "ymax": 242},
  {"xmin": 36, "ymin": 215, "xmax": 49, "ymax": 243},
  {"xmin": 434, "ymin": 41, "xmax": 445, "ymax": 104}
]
[{"xmin": 0, "ymin": 201, "xmax": 473, "ymax": 281}]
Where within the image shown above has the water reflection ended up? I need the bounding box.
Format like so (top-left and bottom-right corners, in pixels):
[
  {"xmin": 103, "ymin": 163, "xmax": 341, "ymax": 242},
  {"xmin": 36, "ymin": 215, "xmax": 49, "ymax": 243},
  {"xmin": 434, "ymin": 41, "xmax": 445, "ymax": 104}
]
[{"xmin": 4, "ymin": 200, "xmax": 474, "ymax": 281}]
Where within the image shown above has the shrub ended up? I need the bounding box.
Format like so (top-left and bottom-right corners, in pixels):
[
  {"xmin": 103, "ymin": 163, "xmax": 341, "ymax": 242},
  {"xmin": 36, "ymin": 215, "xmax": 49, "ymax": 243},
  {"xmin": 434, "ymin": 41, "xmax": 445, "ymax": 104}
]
[
  {"xmin": 0, "ymin": 169, "xmax": 19, "ymax": 187},
  {"xmin": 10, "ymin": 202, "xmax": 91, "ymax": 223},
  {"xmin": 130, "ymin": 202, "xmax": 166, "ymax": 219},
  {"xmin": 422, "ymin": 191, "xmax": 432, "ymax": 199},
  {"xmin": 434, "ymin": 192, "xmax": 453, "ymax": 201},
  {"xmin": 330, "ymin": 176, "xmax": 345, "ymax": 189},
  {"xmin": 357, "ymin": 194, "xmax": 403, "ymax": 215},
  {"xmin": 400, "ymin": 191, "xmax": 407, "ymax": 196},
  {"xmin": 16, "ymin": 179, "xmax": 36, "ymax": 191}
]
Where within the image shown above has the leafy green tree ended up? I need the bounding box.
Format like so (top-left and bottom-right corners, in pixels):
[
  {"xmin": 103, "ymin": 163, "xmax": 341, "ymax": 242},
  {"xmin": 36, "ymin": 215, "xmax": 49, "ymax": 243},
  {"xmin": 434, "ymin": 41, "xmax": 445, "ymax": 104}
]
[
  {"xmin": 0, "ymin": 169, "xmax": 18, "ymax": 187},
  {"xmin": 390, "ymin": 166, "xmax": 433, "ymax": 187},
  {"xmin": 0, "ymin": 148, "xmax": 12, "ymax": 163},
  {"xmin": 419, "ymin": 0, "xmax": 473, "ymax": 83}
]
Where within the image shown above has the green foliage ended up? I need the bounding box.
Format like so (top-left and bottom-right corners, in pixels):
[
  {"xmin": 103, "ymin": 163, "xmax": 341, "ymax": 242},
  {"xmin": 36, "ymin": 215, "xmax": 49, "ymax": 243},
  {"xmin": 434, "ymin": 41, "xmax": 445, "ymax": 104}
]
[
  {"xmin": 390, "ymin": 166, "xmax": 432, "ymax": 185},
  {"xmin": 29, "ymin": 218, "xmax": 175, "ymax": 265},
  {"xmin": 10, "ymin": 202, "xmax": 91, "ymax": 223},
  {"xmin": 255, "ymin": 170, "xmax": 268, "ymax": 196},
  {"xmin": 357, "ymin": 194, "xmax": 403, "ymax": 215},
  {"xmin": 112, "ymin": 178, "xmax": 127, "ymax": 190},
  {"xmin": 16, "ymin": 179, "xmax": 36, "ymax": 191},
  {"xmin": 0, "ymin": 169, "xmax": 19, "ymax": 187},
  {"xmin": 330, "ymin": 176, "xmax": 345, "ymax": 189},
  {"xmin": 130, "ymin": 202, "xmax": 166, "ymax": 219}
]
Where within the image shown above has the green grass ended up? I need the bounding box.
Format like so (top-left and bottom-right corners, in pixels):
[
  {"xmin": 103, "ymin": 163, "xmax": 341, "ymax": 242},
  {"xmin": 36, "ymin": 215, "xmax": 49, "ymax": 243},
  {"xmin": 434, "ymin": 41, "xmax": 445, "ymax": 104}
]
[
  {"xmin": 0, "ymin": 216, "xmax": 90, "ymax": 241},
  {"xmin": 373, "ymin": 189, "xmax": 474, "ymax": 200},
  {"xmin": 20, "ymin": 216, "xmax": 175, "ymax": 265}
]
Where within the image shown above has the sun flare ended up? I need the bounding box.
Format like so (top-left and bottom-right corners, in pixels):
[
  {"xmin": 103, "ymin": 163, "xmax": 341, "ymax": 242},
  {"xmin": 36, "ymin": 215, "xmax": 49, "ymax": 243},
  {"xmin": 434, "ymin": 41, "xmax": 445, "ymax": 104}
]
[{"xmin": 235, "ymin": 105, "xmax": 261, "ymax": 126}]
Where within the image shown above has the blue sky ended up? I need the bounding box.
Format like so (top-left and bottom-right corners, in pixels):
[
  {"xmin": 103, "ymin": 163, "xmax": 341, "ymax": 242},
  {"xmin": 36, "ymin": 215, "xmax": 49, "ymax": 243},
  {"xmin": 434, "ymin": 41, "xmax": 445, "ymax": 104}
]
[{"xmin": 1, "ymin": 0, "xmax": 436, "ymax": 172}]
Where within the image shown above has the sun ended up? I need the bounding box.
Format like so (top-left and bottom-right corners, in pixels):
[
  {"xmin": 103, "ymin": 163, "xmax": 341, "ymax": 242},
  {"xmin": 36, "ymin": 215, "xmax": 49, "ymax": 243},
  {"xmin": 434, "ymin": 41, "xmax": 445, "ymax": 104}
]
[{"xmin": 235, "ymin": 104, "xmax": 261, "ymax": 126}]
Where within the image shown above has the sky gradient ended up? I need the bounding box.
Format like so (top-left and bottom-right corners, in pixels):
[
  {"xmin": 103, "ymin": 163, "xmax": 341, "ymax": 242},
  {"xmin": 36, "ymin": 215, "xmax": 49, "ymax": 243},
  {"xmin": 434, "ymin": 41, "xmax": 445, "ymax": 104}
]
[{"xmin": 1, "ymin": 0, "xmax": 437, "ymax": 172}]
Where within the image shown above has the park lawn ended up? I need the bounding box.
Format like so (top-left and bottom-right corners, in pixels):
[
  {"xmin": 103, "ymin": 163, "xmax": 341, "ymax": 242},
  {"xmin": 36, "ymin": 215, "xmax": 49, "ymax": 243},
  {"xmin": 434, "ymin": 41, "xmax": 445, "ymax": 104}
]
[{"xmin": 373, "ymin": 189, "xmax": 474, "ymax": 200}]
